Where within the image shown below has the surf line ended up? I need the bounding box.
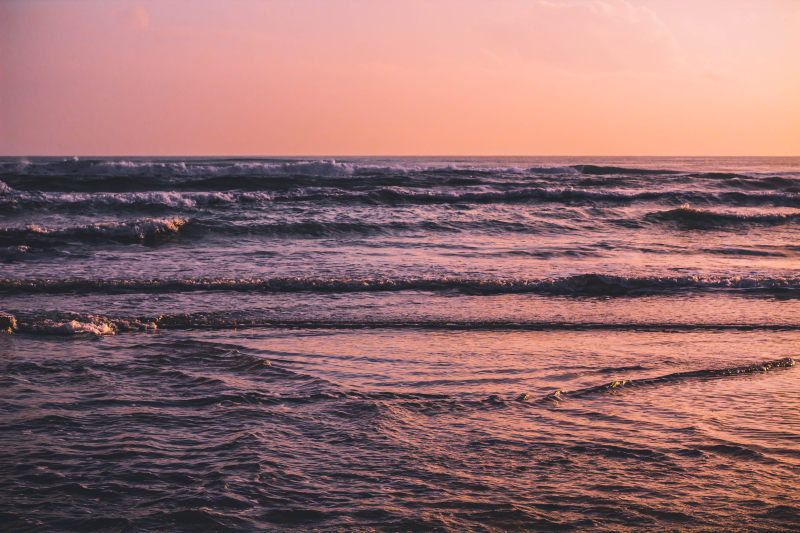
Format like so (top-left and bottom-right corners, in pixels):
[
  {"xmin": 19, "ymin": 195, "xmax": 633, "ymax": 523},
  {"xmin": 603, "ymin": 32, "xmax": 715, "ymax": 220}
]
[{"xmin": 515, "ymin": 357, "xmax": 796, "ymax": 403}]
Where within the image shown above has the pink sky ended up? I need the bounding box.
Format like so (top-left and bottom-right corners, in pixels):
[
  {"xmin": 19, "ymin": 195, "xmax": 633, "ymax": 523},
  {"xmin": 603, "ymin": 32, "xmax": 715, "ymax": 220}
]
[{"xmin": 1, "ymin": 0, "xmax": 799, "ymax": 155}]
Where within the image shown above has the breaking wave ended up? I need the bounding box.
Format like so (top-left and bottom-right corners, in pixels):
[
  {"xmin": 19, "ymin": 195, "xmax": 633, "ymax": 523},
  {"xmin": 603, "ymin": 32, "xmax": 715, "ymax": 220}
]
[
  {"xmin": 0, "ymin": 158, "xmax": 543, "ymax": 181},
  {"xmin": 0, "ymin": 218, "xmax": 187, "ymax": 245},
  {"xmin": 2, "ymin": 158, "xmax": 359, "ymax": 177},
  {"xmin": 3, "ymin": 312, "xmax": 800, "ymax": 336},
  {"xmin": 0, "ymin": 190, "xmax": 272, "ymax": 211},
  {"xmin": 14, "ymin": 158, "xmax": 708, "ymax": 181},
  {"xmin": 1, "ymin": 217, "xmax": 577, "ymax": 244},
  {"xmin": 4, "ymin": 187, "xmax": 799, "ymax": 212}
]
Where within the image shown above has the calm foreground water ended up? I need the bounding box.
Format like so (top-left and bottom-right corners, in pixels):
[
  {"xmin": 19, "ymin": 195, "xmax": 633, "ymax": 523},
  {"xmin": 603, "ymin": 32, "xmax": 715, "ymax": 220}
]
[{"xmin": 1, "ymin": 156, "xmax": 799, "ymax": 531}]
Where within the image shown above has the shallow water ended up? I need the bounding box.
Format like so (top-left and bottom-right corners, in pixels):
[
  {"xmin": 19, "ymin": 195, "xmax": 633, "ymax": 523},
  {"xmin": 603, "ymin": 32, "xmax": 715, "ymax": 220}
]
[{"xmin": 1, "ymin": 156, "xmax": 799, "ymax": 531}]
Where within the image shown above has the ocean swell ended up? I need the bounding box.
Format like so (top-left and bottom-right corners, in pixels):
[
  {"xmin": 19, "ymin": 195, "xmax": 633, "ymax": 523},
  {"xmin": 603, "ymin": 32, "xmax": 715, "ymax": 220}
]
[
  {"xmin": 536, "ymin": 357, "xmax": 796, "ymax": 402},
  {"xmin": 3, "ymin": 312, "xmax": 800, "ymax": 336},
  {"xmin": 648, "ymin": 205, "xmax": 800, "ymax": 228},
  {"xmin": 2, "ymin": 274, "xmax": 799, "ymax": 296},
  {"xmin": 0, "ymin": 218, "xmax": 187, "ymax": 245}
]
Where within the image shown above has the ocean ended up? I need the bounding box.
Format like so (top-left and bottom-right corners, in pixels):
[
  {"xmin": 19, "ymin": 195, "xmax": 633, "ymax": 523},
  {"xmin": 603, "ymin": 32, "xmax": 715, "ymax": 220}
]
[{"xmin": 1, "ymin": 156, "xmax": 799, "ymax": 531}]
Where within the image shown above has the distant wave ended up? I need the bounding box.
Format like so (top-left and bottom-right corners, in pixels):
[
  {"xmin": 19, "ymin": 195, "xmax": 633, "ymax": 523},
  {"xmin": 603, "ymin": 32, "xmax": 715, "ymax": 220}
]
[
  {"xmin": 713, "ymin": 191, "xmax": 800, "ymax": 207},
  {"xmin": 3, "ymin": 158, "xmax": 360, "ymax": 177},
  {"xmin": 4, "ymin": 158, "xmax": 799, "ymax": 208},
  {"xmin": 5, "ymin": 157, "xmax": 797, "ymax": 179},
  {"xmin": 2, "ymin": 274, "xmax": 799, "ymax": 296},
  {"xmin": 333, "ymin": 189, "xmax": 800, "ymax": 208},
  {"xmin": 197, "ymin": 218, "xmax": 577, "ymax": 237},
  {"xmin": 10, "ymin": 158, "xmax": 672, "ymax": 180},
  {"xmin": 331, "ymin": 187, "xmax": 669, "ymax": 206},
  {"xmin": 533, "ymin": 357, "xmax": 795, "ymax": 402},
  {"xmin": 0, "ymin": 190, "xmax": 273, "ymax": 211},
  {"xmin": 1, "ymin": 217, "xmax": 577, "ymax": 244},
  {"xmin": 702, "ymin": 247, "xmax": 788, "ymax": 257},
  {"xmin": 688, "ymin": 171, "xmax": 800, "ymax": 184},
  {"xmin": 0, "ymin": 158, "xmax": 544, "ymax": 180},
  {"xmin": 648, "ymin": 205, "xmax": 800, "ymax": 228},
  {"xmin": 575, "ymin": 166, "xmax": 800, "ymax": 183},
  {"xmin": 4, "ymin": 185, "xmax": 799, "ymax": 211},
  {"xmin": 0, "ymin": 218, "xmax": 186, "ymax": 245},
  {"xmin": 0, "ymin": 187, "xmax": 671, "ymax": 210},
  {"xmin": 569, "ymin": 165, "xmax": 682, "ymax": 176},
  {"xmin": 188, "ymin": 219, "xmax": 569, "ymax": 238}
]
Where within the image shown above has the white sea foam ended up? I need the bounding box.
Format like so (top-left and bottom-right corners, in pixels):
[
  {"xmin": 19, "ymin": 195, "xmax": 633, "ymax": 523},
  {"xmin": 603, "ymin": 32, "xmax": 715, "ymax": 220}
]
[
  {"xmin": 59, "ymin": 320, "xmax": 116, "ymax": 335},
  {"xmin": 8, "ymin": 313, "xmax": 163, "ymax": 335},
  {"xmin": 6, "ymin": 217, "xmax": 188, "ymax": 242},
  {"xmin": 4, "ymin": 191, "xmax": 252, "ymax": 209},
  {"xmin": 83, "ymin": 159, "xmax": 359, "ymax": 177},
  {"xmin": 6, "ymin": 158, "xmax": 583, "ymax": 178},
  {"xmin": 20, "ymin": 318, "xmax": 117, "ymax": 336}
]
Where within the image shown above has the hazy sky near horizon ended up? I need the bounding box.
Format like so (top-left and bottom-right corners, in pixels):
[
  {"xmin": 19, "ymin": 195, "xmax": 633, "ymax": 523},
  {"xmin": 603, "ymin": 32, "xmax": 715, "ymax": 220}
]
[{"xmin": 1, "ymin": 0, "xmax": 799, "ymax": 156}]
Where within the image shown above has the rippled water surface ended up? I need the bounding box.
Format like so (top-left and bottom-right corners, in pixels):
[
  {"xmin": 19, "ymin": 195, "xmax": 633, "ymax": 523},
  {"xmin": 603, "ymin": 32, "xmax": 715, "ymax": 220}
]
[{"xmin": 1, "ymin": 156, "xmax": 799, "ymax": 531}]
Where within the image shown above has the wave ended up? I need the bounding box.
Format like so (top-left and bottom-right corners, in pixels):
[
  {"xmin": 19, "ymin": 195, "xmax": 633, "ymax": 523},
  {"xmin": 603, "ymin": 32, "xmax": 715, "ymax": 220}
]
[
  {"xmin": 0, "ymin": 190, "xmax": 273, "ymax": 211},
  {"xmin": 0, "ymin": 312, "xmax": 158, "ymax": 336},
  {"xmin": 0, "ymin": 158, "xmax": 539, "ymax": 181},
  {"xmin": 692, "ymin": 173, "xmax": 800, "ymax": 190},
  {"xmin": 0, "ymin": 218, "xmax": 187, "ymax": 246},
  {"xmin": 713, "ymin": 191, "xmax": 800, "ymax": 207},
  {"xmin": 3, "ymin": 312, "xmax": 800, "ymax": 336},
  {"xmin": 702, "ymin": 247, "xmax": 788, "ymax": 257},
  {"xmin": 0, "ymin": 187, "xmax": 668, "ymax": 210},
  {"xmin": 2, "ymin": 158, "xmax": 357, "ymax": 177},
  {"xmin": 690, "ymin": 172, "xmax": 749, "ymax": 180},
  {"xmin": 196, "ymin": 219, "xmax": 574, "ymax": 237},
  {"xmin": 4, "ymin": 186, "xmax": 800, "ymax": 213},
  {"xmin": 347, "ymin": 187, "xmax": 670, "ymax": 206},
  {"xmin": 569, "ymin": 165, "xmax": 682, "ymax": 176},
  {"xmin": 1, "ymin": 158, "xmax": 602, "ymax": 179},
  {"xmin": 2, "ymin": 274, "xmax": 799, "ymax": 296},
  {"xmin": 575, "ymin": 166, "xmax": 800, "ymax": 182},
  {"xmin": 4, "ymin": 157, "xmax": 796, "ymax": 181},
  {"xmin": 1, "ymin": 217, "xmax": 576, "ymax": 244},
  {"xmin": 533, "ymin": 357, "xmax": 795, "ymax": 402},
  {"xmin": 346, "ymin": 189, "xmax": 799, "ymax": 208},
  {"xmin": 648, "ymin": 205, "xmax": 800, "ymax": 228}
]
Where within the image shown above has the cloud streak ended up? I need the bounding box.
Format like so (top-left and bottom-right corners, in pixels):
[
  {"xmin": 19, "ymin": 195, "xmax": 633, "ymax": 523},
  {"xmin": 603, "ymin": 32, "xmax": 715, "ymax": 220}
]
[
  {"xmin": 484, "ymin": 0, "xmax": 680, "ymax": 72},
  {"xmin": 112, "ymin": 5, "xmax": 150, "ymax": 32}
]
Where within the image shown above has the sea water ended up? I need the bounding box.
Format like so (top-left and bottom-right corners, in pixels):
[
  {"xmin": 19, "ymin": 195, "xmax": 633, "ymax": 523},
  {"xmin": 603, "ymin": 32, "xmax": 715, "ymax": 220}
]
[{"xmin": 1, "ymin": 156, "xmax": 799, "ymax": 531}]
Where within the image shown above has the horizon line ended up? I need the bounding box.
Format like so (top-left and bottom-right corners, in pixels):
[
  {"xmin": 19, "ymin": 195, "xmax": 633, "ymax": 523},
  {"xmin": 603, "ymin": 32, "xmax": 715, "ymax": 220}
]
[{"xmin": 2, "ymin": 154, "xmax": 799, "ymax": 159}]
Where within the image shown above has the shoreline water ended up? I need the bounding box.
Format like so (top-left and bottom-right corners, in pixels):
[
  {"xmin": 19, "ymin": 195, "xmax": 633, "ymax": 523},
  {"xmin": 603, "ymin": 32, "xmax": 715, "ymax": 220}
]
[{"xmin": 2, "ymin": 156, "xmax": 799, "ymax": 531}]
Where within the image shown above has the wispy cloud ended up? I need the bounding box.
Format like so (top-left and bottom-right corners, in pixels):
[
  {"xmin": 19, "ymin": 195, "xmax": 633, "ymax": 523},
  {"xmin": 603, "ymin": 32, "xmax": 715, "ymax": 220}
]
[
  {"xmin": 112, "ymin": 5, "xmax": 150, "ymax": 32},
  {"xmin": 484, "ymin": 0, "xmax": 680, "ymax": 72}
]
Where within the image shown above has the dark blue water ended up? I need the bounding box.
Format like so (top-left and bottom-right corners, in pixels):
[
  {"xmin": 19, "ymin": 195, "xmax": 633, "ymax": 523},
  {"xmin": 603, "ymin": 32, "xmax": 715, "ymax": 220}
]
[{"xmin": 1, "ymin": 156, "xmax": 799, "ymax": 531}]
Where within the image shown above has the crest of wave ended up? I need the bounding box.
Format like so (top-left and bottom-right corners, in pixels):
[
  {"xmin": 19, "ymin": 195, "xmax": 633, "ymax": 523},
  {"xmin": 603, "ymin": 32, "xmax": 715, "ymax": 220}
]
[{"xmin": 24, "ymin": 217, "xmax": 187, "ymax": 241}]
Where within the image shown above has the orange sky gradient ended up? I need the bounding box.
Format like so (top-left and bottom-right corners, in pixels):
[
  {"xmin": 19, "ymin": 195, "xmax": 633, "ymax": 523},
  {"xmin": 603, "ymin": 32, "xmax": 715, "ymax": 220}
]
[{"xmin": 1, "ymin": 0, "xmax": 799, "ymax": 156}]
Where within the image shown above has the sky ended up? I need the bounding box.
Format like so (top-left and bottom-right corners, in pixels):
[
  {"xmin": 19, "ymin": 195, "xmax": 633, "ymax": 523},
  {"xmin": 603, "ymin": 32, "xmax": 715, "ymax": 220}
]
[{"xmin": 1, "ymin": 0, "xmax": 799, "ymax": 156}]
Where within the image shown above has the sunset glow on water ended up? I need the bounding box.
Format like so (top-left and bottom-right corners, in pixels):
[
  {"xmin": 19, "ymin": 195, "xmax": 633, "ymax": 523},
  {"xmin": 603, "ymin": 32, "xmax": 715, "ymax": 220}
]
[
  {"xmin": 2, "ymin": 156, "xmax": 799, "ymax": 531},
  {"xmin": 2, "ymin": 1, "xmax": 800, "ymax": 532}
]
